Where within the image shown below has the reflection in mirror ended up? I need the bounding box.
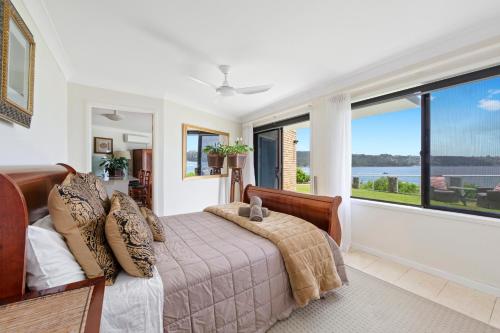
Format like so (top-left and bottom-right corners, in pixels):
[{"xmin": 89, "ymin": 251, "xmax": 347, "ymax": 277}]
[{"xmin": 182, "ymin": 124, "xmax": 229, "ymax": 179}]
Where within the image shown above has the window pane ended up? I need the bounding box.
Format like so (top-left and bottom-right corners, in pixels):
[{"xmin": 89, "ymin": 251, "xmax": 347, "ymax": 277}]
[
  {"xmin": 429, "ymin": 76, "xmax": 500, "ymax": 215},
  {"xmin": 352, "ymin": 96, "xmax": 421, "ymax": 205},
  {"xmin": 282, "ymin": 122, "xmax": 311, "ymax": 193},
  {"xmin": 256, "ymin": 129, "xmax": 280, "ymax": 189},
  {"xmin": 185, "ymin": 131, "xmax": 220, "ymax": 176}
]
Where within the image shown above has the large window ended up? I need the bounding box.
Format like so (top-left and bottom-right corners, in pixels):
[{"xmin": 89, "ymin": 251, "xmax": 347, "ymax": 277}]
[
  {"xmin": 429, "ymin": 76, "xmax": 500, "ymax": 215},
  {"xmin": 352, "ymin": 96, "xmax": 421, "ymax": 205},
  {"xmin": 352, "ymin": 66, "xmax": 500, "ymax": 218}
]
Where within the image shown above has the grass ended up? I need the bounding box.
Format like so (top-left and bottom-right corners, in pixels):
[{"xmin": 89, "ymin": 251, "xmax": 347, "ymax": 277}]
[
  {"xmin": 296, "ymin": 183, "xmax": 311, "ymax": 193},
  {"xmin": 293, "ymin": 185, "xmax": 499, "ymax": 215},
  {"xmin": 352, "ymin": 188, "xmax": 500, "ymax": 214},
  {"xmin": 352, "ymin": 188, "xmax": 421, "ymax": 205}
]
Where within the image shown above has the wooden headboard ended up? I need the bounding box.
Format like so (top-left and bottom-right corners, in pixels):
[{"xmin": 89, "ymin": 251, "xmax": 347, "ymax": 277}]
[
  {"xmin": 243, "ymin": 185, "xmax": 342, "ymax": 245},
  {"xmin": 0, "ymin": 164, "xmax": 105, "ymax": 332},
  {"xmin": 0, "ymin": 164, "xmax": 76, "ymax": 300}
]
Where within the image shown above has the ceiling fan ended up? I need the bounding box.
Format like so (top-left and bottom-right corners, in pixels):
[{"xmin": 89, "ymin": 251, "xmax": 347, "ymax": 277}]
[
  {"xmin": 190, "ymin": 65, "xmax": 273, "ymax": 97},
  {"xmin": 101, "ymin": 110, "xmax": 123, "ymax": 121}
]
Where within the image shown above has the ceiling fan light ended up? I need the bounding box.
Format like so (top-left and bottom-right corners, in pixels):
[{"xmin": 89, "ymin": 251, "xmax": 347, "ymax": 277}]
[
  {"xmin": 104, "ymin": 114, "xmax": 123, "ymax": 121},
  {"xmin": 216, "ymin": 86, "xmax": 235, "ymax": 97},
  {"xmin": 102, "ymin": 110, "xmax": 123, "ymax": 121}
]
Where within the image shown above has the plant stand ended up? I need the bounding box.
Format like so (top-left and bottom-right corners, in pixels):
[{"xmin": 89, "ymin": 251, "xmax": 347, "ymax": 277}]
[{"xmin": 230, "ymin": 168, "xmax": 244, "ymax": 202}]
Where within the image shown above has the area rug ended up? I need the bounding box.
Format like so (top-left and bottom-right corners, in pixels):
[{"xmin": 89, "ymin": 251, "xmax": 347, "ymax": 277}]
[{"xmin": 268, "ymin": 267, "xmax": 499, "ymax": 333}]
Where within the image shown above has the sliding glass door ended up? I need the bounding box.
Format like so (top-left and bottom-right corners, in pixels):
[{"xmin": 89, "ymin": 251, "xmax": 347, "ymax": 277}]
[
  {"xmin": 255, "ymin": 129, "xmax": 282, "ymax": 189},
  {"xmin": 253, "ymin": 114, "xmax": 311, "ymax": 192}
]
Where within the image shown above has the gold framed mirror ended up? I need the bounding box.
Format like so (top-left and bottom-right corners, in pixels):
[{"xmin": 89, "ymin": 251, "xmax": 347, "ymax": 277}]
[
  {"xmin": 0, "ymin": 0, "xmax": 35, "ymax": 128},
  {"xmin": 182, "ymin": 124, "xmax": 229, "ymax": 180}
]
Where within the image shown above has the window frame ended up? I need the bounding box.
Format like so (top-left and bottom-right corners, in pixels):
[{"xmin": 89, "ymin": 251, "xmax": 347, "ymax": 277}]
[
  {"xmin": 351, "ymin": 64, "xmax": 500, "ymax": 219},
  {"xmin": 253, "ymin": 114, "xmax": 310, "ymax": 189}
]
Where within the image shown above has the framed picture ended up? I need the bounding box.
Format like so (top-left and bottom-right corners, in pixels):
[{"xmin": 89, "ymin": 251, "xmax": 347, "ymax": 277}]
[
  {"xmin": 94, "ymin": 137, "xmax": 113, "ymax": 154},
  {"xmin": 0, "ymin": 0, "xmax": 35, "ymax": 128}
]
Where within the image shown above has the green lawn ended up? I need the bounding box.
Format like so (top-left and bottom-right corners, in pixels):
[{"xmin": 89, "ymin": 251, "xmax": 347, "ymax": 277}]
[
  {"xmin": 352, "ymin": 188, "xmax": 500, "ymax": 214},
  {"xmin": 352, "ymin": 188, "xmax": 421, "ymax": 205},
  {"xmin": 296, "ymin": 183, "xmax": 311, "ymax": 193}
]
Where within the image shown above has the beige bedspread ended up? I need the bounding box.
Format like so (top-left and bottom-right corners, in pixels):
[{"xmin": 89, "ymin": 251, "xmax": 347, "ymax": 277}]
[{"xmin": 204, "ymin": 202, "xmax": 342, "ymax": 307}]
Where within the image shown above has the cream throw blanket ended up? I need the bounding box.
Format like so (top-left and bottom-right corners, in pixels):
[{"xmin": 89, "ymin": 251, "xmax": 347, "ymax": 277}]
[{"xmin": 204, "ymin": 202, "xmax": 342, "ymax": 306}]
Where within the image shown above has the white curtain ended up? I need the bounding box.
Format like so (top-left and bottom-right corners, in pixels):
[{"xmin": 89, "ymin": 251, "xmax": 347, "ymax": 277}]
[
  {"xmin": 242, "ymin": 123, "xmax": 256, "ymax": 186},
  {"xmin": 310, "ymin": 93, "xmax": 352, "ymax": 251}
]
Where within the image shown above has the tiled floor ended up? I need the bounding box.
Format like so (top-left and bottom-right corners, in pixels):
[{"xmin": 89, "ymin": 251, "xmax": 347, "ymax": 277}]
[{"xmin": 344, "ymin": 249, "xmax": 499, "ymax": 328}]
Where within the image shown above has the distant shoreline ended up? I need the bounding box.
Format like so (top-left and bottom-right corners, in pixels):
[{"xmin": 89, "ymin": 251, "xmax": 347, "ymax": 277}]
[{"xmin": 297, "ymin": 151, "xmax": 500, "ymax": 167}]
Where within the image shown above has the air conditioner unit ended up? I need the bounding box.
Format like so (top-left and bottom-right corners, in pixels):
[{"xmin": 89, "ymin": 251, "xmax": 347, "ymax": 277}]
[{"xmin": 123, "ymin": 134, "xmax": 149, "ymax": 144}]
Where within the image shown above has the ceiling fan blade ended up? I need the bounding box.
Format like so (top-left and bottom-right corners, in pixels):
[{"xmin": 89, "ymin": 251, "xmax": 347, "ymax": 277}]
[
  {"xmin": 235, "ymin": 84, "xmax": 273, "ymax": 95},
  {"xmin": 189, "ymin": 76, "xmax": 217, "ymax": 89}
]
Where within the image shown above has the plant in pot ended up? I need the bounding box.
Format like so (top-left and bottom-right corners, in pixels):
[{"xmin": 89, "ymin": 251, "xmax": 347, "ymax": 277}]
[
  {"xmin": 203, "ymin": 142, "xmax": 227, "ymax": 174},
  {"xmin": 99, "ymin": 156, "xmax": 129, "ymax": 177},
  {"xmin": 226, "ymin": 138, "xmax": 253, "ymax": 169}
]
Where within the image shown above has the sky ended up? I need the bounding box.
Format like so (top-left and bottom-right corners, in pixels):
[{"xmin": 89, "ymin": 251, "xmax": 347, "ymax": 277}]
[
  {"xmin": 187, "ymin": 135, "xmax": 197, "ymax": 151},
  {"xmin": 352, "ymin": 76, "xmax": 500, "ymax": 157},
  {"xmin": 296, "ymin": 127, "xmax": 310, "ymax": 151},
  {"xmin": 186, "ymin": 134, "xmax": 219, "ymax": 152}
]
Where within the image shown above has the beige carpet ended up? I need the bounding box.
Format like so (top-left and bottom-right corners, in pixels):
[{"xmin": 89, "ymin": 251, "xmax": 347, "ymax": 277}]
[{"xmin": 268, "ymin": 267, "xmax": 499, "ymax": 333}]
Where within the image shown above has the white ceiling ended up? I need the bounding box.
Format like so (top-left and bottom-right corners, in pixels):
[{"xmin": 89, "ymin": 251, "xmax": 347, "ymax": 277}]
[
  {"xmin": 42, "ymin": 0, "xmax": 500, "ymax": 120},
  {"xmin": 92, "ymin": 108, "xmax": 152, "ymax": 133}
]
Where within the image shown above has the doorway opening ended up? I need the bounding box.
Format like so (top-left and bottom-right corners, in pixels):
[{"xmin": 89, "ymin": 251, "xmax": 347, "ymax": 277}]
[
  {"xmin": 254, "ymin": 114, "xmax": 310, "ymax": 193},
  {"xmin": 91, "ymin": 107, "xmax": 154, "ymax": 208}
]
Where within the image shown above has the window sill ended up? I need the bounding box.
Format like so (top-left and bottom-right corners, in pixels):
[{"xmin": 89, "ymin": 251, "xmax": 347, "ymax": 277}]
[{"xmin": 351, "ymin": 198, "xmax": 500, "ymax": 228}]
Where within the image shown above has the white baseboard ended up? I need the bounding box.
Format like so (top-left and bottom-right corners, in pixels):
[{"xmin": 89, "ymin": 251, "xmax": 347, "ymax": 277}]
[{"xmin": 351, "ymin": 242, "xmax": 500, "ymax": 297}]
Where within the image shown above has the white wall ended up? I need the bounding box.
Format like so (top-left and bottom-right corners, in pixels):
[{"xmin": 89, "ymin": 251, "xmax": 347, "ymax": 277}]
[
  {"xmin": 0, "ymin": 0, "xmax": 67, "ymax": 165},
  {"xmin": 68, "ymin": 83, "xmax": 165, "ymax": 213},
  {"xmin": 67, "ymin": 83, "xmax": 164, "ymax": 172},
  {"xmin": 91, "ymin": 125, "xmax": 152, "ymax": 175},
  {"xmin": 67, "ymin": 83, "xmax": 241, "ymax": 216},
  {"xmin": 163, "ymin": 99, "xmax": 241, "ymax": 215},
  {"xmin": 352, "ymin": 199, "xmax": 500, "ymax": 295},
  {"xmin": 92, "ymin": 125, "xmax": 152, "ymax": 151}
]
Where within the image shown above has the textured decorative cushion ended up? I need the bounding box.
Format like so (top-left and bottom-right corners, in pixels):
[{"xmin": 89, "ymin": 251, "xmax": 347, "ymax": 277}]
[
  {"xmin": 430, "ymin": 176, "xmax": 448, "ymax": 190},
  {"xmin": 106, "ymin": 195, "xmax": 156, "ymax": 277},
  {"xmin": 65, "ymin": 173, "xmax": 110, "ymax": 212},
  {"xmin": 48, "ymin": 182, "xmax": 119, "ymax": 285},
  {"xmin": 140, "ymin": 207, "xmax": 165, "ymax": 242},
  {"xmin": 112, "ymin": 190, "xmax": 142, "ymax": 214}
]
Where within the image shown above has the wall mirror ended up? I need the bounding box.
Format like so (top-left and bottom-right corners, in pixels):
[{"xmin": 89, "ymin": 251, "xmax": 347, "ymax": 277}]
[
  {"xmin": 182, "ymin": 124, "xmax": 229, "ymax": 179},
  {"xmin": 0, "ymin": 0, "xmax": 35, "ymax": 128}
]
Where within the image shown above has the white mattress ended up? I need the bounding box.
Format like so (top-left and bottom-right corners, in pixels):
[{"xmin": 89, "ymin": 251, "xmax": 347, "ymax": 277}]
[{"xmin": 101, "ymin": 267, "xmax": 164, "ymax": 333}]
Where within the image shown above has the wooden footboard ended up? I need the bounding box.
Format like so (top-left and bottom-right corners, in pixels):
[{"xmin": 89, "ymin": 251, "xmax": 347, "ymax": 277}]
[{"xmin": 243, "ymin": 185, "xmax": 342, "ymax": 245}]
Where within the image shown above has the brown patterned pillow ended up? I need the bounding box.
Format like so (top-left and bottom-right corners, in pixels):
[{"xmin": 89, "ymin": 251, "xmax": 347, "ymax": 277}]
[
  {"xmin": 111, "ymin": 191, "xmax": 155, "ymax": 242},
  {"xmin": 48, "ymin": 182, "xmax": 119, "ymax": 285},
  {"xmin": 112, "ymin": 191, "xmax": 142, "ymax": 213},
  {"xmin": 140, "ymin": 207, "xmax": 165, "ymax": 242},
  {"xmin": 66, "ymin": 173, "xmax": 110, "ymax": 212},
  {"xmin": 106, "ymin": 196, "xmax": 156, "ymax": 277}
]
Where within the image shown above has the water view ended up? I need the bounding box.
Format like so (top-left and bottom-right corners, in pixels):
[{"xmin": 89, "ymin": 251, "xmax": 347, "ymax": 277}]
[
  {"xmin": 350, "ymin": 76, "xmax": 500, "ymax": 214},
  {"xmin": 353, "ymin": 166, "xmax": 500, "ymax": 188}
]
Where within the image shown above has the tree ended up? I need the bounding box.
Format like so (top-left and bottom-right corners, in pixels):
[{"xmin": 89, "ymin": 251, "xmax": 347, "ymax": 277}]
[{"xmin": 296, "ymin": 167, "xmax": 310, "ymax": 184}]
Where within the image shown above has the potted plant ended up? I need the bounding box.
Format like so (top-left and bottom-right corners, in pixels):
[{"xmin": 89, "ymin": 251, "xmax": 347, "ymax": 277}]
[
  {"xmin": 226, "ymin": 138, "xmax": 253, "ymax": 169},
  {"xmin": 203, "ymin": 143, "xmax": 227, "ymax": 173},
  {"xmin": 99, "ymin": 156, "xmax": 129, "ymax": 177}
]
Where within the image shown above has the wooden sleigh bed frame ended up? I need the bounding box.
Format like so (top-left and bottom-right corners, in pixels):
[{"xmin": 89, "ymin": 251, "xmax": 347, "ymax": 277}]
[
  {"xmin": 0, "ymin": 164, "xmax": 104, "ymax": 332},
  {"xmin": 0, "ymin": 164, "xmax": 343, "ymax": 331}
]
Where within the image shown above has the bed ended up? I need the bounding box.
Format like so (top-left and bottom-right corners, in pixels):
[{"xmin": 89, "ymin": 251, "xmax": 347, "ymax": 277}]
[{"xmin": 0, "ymin": 165, "xmax": 347, "ymax": 333}]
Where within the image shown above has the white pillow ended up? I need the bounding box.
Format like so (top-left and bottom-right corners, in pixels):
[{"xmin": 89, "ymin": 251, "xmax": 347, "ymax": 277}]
[
  {"xmin": 32, "ymin": 213, "xmax": 55, "ymax": 230},
  {"xmin": 27, "ymin": 215, "xmax": 86, "ymax": 290}
]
